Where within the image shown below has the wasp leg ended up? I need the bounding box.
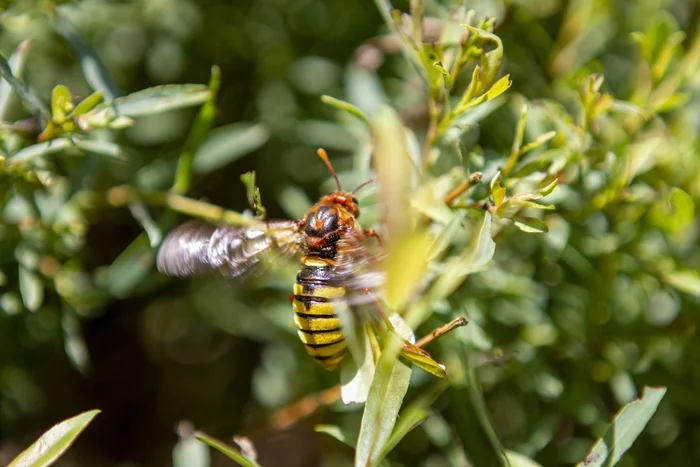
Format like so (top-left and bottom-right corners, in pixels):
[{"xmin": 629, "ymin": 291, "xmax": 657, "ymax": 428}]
[{"xmin": 363, "ymin": 229, "xmax": 383, "ymax": 245}]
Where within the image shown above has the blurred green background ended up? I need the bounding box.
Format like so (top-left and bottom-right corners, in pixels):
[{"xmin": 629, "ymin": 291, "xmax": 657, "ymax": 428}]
[{"xmin": 1, "ymin": 0, "xmax": 699, "ymax": 466}]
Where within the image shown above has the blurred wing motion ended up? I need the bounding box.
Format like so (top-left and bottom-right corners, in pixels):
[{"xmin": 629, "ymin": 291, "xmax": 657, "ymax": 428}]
[
  {"xmin": 156, "ymin": 220, "xmax": 301, "ymax": 278},
  {"xmin": 332, "ymin": 230, "xmax": 386, "ymax": 306}
]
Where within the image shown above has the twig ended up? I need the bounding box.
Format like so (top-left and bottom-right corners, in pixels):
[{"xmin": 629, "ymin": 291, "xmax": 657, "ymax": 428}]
[
  {"xmin": 80, "ymin": 185, "xmax": 252, "ymax": 226},
  {"xmin": 443, "ymin": 172, "xmax": 482, "ymax": 205}
]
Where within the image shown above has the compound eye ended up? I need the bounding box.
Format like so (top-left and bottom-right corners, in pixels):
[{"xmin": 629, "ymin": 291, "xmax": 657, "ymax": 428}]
[{"xmin": 352, "ymin": 196, "xmax": 358, "ymax": 204}]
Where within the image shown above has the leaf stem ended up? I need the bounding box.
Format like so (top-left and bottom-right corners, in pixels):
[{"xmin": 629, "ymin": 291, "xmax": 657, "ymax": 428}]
[{"xmin": 83, "ymin": 185, "xmax": 251, "ymax": 226}]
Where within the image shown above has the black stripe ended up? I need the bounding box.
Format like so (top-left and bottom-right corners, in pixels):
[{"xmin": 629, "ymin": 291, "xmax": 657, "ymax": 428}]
[
  {"xmin": 295, "ymin": 311, "xmax": 337, "ymax": 319},
  {"xmin": 314, "ymin": 349, "xmax": 347, "ymax": 360},
  {"xmin": 304, "ymin": 339, "xmax": 345, "ymax": 348},
  {"xmin": 297, "ymin": 327, "xmax": 341, "ymax": 334},
  {"xmin": 293, "ymin": 294, "xmax": 333, "ymax": 304},
  {"xmin": 297, "ymin": 265, "xmax": 332, "ymax": 282}
]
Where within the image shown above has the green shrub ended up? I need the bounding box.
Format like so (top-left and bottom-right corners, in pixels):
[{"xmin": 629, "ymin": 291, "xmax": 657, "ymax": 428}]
[{"xmin": 1, "ymin": 1, "xmax": 698, "ymax": 466}]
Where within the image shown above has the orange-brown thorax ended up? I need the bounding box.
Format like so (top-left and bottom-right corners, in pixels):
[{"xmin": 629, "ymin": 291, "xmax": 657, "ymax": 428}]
[{"xmin": 301, "ymin": 192, "xmax": 361, "ymax": 252}]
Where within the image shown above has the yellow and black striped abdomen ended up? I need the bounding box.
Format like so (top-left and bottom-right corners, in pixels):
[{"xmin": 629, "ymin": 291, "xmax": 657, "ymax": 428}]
[{"xmin": 292, "ymin": 256, "xmax": 347, "ymax": 370}]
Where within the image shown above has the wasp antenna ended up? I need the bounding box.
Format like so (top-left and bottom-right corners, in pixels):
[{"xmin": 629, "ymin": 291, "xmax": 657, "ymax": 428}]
[
  {"xmin": 317, "ymin": 148, "xmax": 342, "ymax": 191},
  {"xmin": 352, "ymin": 177, "xmax": 376, "ymax": 194}
]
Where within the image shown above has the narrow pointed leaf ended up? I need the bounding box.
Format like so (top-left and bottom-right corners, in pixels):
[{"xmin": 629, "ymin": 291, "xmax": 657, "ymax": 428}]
[
  {"xmin": 355, "ymin": 334, "xmax": 411, "ymax": 467},
  {"xmin": 194, "ymin": 431, "xmax": 261, "ymax": 467},
  {"xmin": 8, "ymin": 409, "xmax": 100, "ymax": 467},
  {"xmin": 576, "ymin": 387, "xmax": 666, "ymax": 467},
  {"xmin": 0, "ymin": 40, "xmax": 31, "ymax": 119},
  {"xmin": 0, "ymin": 51, "xmax": 50, "ymax": 119},
  {"xmin": 54, "ymin": 13, "xmax": 121, "ymax": 100},
  {"xmin": 322, "ymin": 95, "xmax": 372, "ymax": 126}
]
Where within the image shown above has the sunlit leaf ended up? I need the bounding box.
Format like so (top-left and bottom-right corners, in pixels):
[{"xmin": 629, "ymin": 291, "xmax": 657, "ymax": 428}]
[
  {"xmin": 462, "ymin": 26, "xmax": 504, "ymax": 96},
  {"xmin": 0, "ymin": 49, "xmax": 50, "ymax": 119},
  {"xmin": 661, "ymin": 270, "xmax": 700, "ymax": 298},
  {"xmin": 355, "ymin": 334, "xmax": 411, "ymax": 467},
  {"xmin": 19, "ymin": 265, "xmax": 43, "ymax": 312},
  {"xmin": 7, "ymin": 410, "xmax": 100, "ymax": 467},
  {"xmin": 174, "ymin": 65, "xmax": 221, "ymax": 194},
  {"xmin": 384, "ymin": 231, "xmax": 431, "ymax": 311},
  {"xmin": 575, "ymin": 387, "xmax": 666, "ymax": 467},
  {"xmin": 0, "ymin": 39, "xmax": 31, "ymax": 119},
  {"xmin": 240, "ymin": 171, "xmax": 266, "ymax": 218},
  {"xmin": 513, "ymin": 215, "xmax": 549, "ymax": 233},
  {"xmin": 648, "ymin": 187, "xmax": 694, "ymax": 235},
  {"xmin": 504, "ymin": 450, "xmax": 544, "ymax": 467},
  {"xmin": 68, "ymin": 90, "xmax": 104, "ymax": 117},
  {"xmin": 194, "ymin": 431, "xmax": 261, "ymax": 467},
  {"xmin": 315, "ymin": 425, "xmax": 357, "ymax": 448},
  {"xmin": 321, "ymin": 95, "xmax": 372, "ymax": 126},
  {"xmin": 83, "ymin": 84, "xmax": 210, "ymax": 121},
  {"xmin": 50, "ymin": 85, "xmax": 72, "ymax": 123}
]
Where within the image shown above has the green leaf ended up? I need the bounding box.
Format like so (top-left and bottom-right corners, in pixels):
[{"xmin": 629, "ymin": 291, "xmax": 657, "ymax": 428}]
[
  {"xmin": 576, "ymin": 386, "xmax": 666, "ymax": 467},
  {"xmin": 519, "ymin": 130, "xmax": 557, "ymax": 155},
  {"xmin": 649, "ymin": 187, "xmax": 694, "ymax": 235},
  {"xmin": 661, "ymin": 270, "xmax": 700, "ymax": 298},
  {"xmin": 463, "ymin": 26, "xmax": 504, "ymax": 96},
  {"xmin": 19, "ymin": 265, "xmax": 43, "ymax": 312},
  {"xmin": 538, "ymin": 179, "xmax": 559, "ymax": 197},
  {"xmin": 53, "ymin": 12, "xmax": 121, "ymax": 100},
  {"xmin": 504, "ymin": 450, "xmax": 544, "ymax": 467},
  {"xmin": 173, "ymin": 65, "xmax": 222, "ymax": 194},
  {"xmin": 0, "ymin": 50, "xmax": 50, "ymax": 119},
  {"xmin": 432, "ymin": 61, "xmax": 453, "ymax": 93},
  {"xmin": 321, "ymin": 95, "xmax": 372, "ymax": 126},
  {"xmin": 62, "ymin": 306, "xmax": 91, "ymax": 374},
  {"xmin": 83, "ymin": 84, "xmax": 210, "ymax": 121},
  {"xmin": 51, "ymin": 85, "xmax": 72, "ymax": 123},
  {"xmin": 194, "ymin": 431, "xmax": 261, "ymax": 467},
  {"xmin": 513, "ymin": 215, "xmax": 549, "ymax": 233},
  {"xmin": 355, "ymin": 334, "xmax": 411, "ymax": 467},
  {"xmin": 101, "ymin": 234, "xmax": 154, "ymax": 299},
  {"xmin": 240, "ymin": 171, "xmax": 266, "ymax": 218},
  {"xmin": 71, "ymin": 138, "xmax": 129, "ymax": 161},
  {"xmin": 384, "ymin": 231, "xmax": 431, "ymax": 312},
  {"xmin": 128, "ymin": 201, "xmax": 162, "ymax": 247},
  {"xmin": 421, "ymin": 212, "xmax": 496, "ymax": 308},
  {"xmin": 456, "ymin": 75, "xmax": 511, "ymax": 111},
  {"xmin": 68, "ymin": 90, "xmax": 104, "ymax": 117},
  {"xmin": 379, "ymin": 382, "xmax": 449, "ymax": 459},
  {"xmin": 192, "ymin": 123, "xmax": 269, "ymax": 175},
  {"xmin": 0, "ymin": 40, "xmax": 31, "ymax": 120},
  {"xmin": 7, "ymin": 409, "xmax": 100, "ymax": 467},
  {"xmin": 315, "ymin": 425, "xmax": 357, "ymax": 448}
]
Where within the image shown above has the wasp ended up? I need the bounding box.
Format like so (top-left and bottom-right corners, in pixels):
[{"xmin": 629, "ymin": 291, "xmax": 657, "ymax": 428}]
[{"xmin": 156, "ymin": 150, "xmax": 447, "ymax": 378}]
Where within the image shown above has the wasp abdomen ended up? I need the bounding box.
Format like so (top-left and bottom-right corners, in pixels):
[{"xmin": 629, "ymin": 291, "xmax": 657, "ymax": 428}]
[{"xmin": 293, "ymin": 256, "xmax": 347, "ymax": 370}]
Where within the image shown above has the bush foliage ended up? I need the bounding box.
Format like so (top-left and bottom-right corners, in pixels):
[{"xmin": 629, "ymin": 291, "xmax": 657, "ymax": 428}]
[{"xmin": 1, "ymin": 0, "xmax": 699, "ymax": 466}]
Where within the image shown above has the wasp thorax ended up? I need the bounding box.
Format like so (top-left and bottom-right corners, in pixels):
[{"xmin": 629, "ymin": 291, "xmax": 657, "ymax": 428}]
[{"xmin": 304, "ymin": 205, "xmax": 339, "ymax": 237}]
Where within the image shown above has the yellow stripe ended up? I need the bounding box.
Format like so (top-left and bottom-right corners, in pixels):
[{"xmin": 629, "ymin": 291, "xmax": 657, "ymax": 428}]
[
  {"xmin": 294, "ymin": 313, "xmax": 341, "ymax": 332},
  {"xmin": 292, "ymin": 299, "xmax": 335, "ymax": 316},
  {"xmin": 316, "ymin": 352, "xmax": 346, "ymax": 370},
  {"xmin": 303, "ymin": 340, "xmax": 347, "ymax": 357},
  {"xmin": 293, "ymin": 282, "xmax": 345, "ymax": 299},
  {"xmin": 301, "ymin": 256, "xmax": 334, "ymax": 268},
  {"xmin": 297, "ymin": 328, "xmax": 344, "ymax": 345}
]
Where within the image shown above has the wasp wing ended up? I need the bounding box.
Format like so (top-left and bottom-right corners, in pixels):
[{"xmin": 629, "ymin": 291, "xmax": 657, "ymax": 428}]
[
  {"xmin": 330, "ymin": 229, "xmax": 386, "ymax": 306},
  {"xmin": 156, "ymin": 220, "xmax": 301, "ymax": 278}
]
